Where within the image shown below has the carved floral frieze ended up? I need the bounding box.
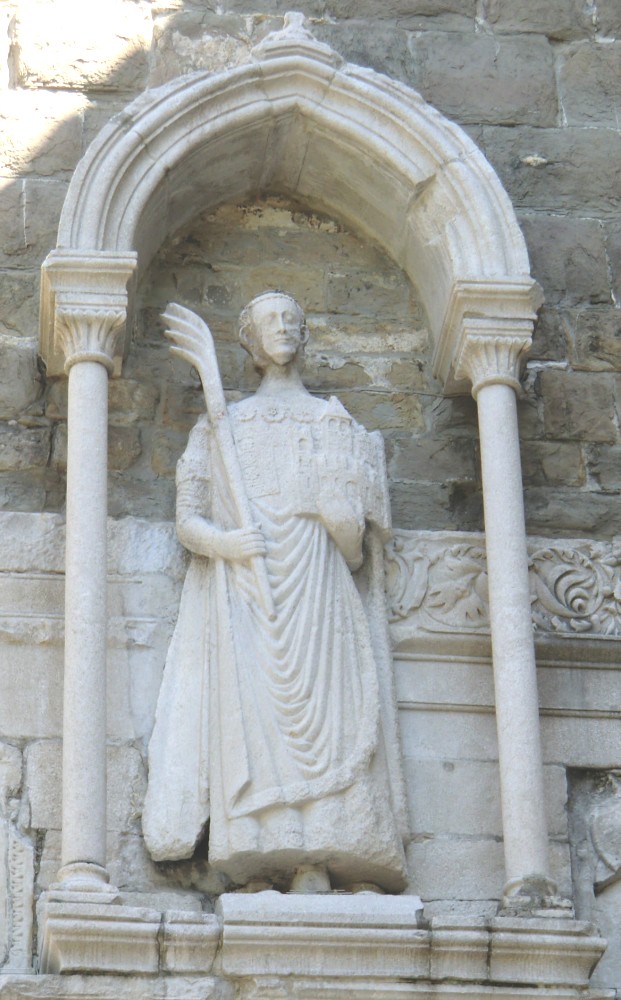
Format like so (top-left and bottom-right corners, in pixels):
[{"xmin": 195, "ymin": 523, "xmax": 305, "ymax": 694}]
[{"xmin": 385, "ymin": 531, "xmax": 621, "ymax": 638}]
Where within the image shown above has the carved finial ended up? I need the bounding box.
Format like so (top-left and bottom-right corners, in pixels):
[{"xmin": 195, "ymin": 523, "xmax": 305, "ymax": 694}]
[
  {"xmin": 251, "ymin": 9, "xmax": 342, "ymax": 67},
  {"xmin": 283, "ymin": 11, "xmax": 309, "ymax": 36}
]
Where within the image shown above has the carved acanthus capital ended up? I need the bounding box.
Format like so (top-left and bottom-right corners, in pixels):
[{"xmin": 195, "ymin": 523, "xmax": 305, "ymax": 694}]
[
  {"xmin": 56, "ymin": 307, "xmax": 126, "ymax": 374},
  {"xmin": 454, "ymin": 322, "xmax": 532, "ymax": 398},
  {"xmin": 39, "ymin": 249, "xmax": 137, "ymax": 377}
]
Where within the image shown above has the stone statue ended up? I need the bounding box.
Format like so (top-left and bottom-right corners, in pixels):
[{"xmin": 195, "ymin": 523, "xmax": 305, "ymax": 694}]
[{"xmin": 143, "ymin": 292, "xmax": 409, "ymax": 892}]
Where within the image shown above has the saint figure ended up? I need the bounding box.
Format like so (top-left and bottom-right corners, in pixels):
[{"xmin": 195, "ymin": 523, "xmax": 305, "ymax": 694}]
[{"xmin": 143, "ymin": 292, "xmax": 408, "ymax": 892}]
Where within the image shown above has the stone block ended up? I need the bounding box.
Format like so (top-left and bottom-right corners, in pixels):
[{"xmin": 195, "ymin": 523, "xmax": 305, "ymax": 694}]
[
  {"xmin": 108, "ymin": 473, "xmax": 176, "ymax": 520},
  {"xmin": 399, "ymin": 707, "xmax": 499, "ymax": 761},
  {"xmin": 13, "ymin": 0, "xmax": 152, "ymax": 91},
  {"xmin": 386, "ymin": 433, "xmax": 477, "ymax": 483},
  {"xmin": 480, "ymin": 125, "xmax": 621, "ymax": 218},
  {"xmin": 405, "ymin": 758, "xmax": 568, "ymax": 842},
  {"xmin": 560, "ymin": 42, "xmax": 621, "ymax": 126},
  {"xmin": 108, "ymin": 380, "xmax": 160, "ymax": 425},
  {"xmin": 597, "ymin": 0, "xmax": 621, "ymax": 36},
  {"xmin": 0, "ymin": 423, "xmax": 49, "ymax": 472},
  {"xmin": 524, "ymin": 486, "xmax": 621, "ymax": 536},
  {"xmin": 150, "ymin": 431, "xmax": 186, "ymax": 477},
  {"xmin": 540, "ymin": 370, "xmax": 617, "ymax": 442},
  {"xmin": 0, "ymin": 336, "xmax": 41, "ymax": 419},
  {"xmin": 25, "ymin": 742, "xmax": 146, "ymax": 833},
  {"xmin": 51, "ymin": 424, "xmax": 141, "ymax": 472},
  {"xmin": 520, "ymin": 440, "xmax": 584, "ymax": 487},
  {"xmin": 0, "ymin": 271, "xmax": 39, "ymax": 339},
  {"xmin": 22, "ymin": 179, "xmax": 68, "ymax": 269},
  {"xmin": 337, "ymin": 390, "xmax": 424, "ymax": 433},
  {"xmin": 314, "ymin": 21, "xmax": 416, "ymax": 88},
  {"xmin": 571, "ymin": 307, "xmax": 621, "ymax": 371},
  {"xmin": 519, "ymin": 214, "xmax": 610, "ymax": 306},
  {"xmin": 150, "ymin": 13, "xmax": 252, "ymax": 89},
  {"xmin": 390, "ymin": 480, "xmax": 483, "ymax": 532},
  {"xmin": 325, "ymin": 268, "xmax": 412, "ymax": 317},
  {"xmin": 484, "ymin": 0, "xmax": 594, "ymax": 40},
  {"xmin": 0, "ymin": 743, "xmax": 22, "ymax": 808},
  {"xmin": 0, "ymin": 92, "xmax": 83, "ymax": 177},
  {"xmin": 406, "ymin": 836, "xmax": 505, "ymax": 900},
  {"xmin": 530, "ymin": 308, "xmax": 569, "ymax": 363},
  {"xmin": 605, "ymin": 222, "xmax": 621, "ymax": 303},
  {"xmin": 0, "ymin": 181, "xmax": 27, "ymax": 266},
  {"xmin": 415, "ymin": 32, "xmax": 558, "ymax": 127},
  {"xmin": 586, "ymin": 443, "xmax": 621, "ymax": 489}
]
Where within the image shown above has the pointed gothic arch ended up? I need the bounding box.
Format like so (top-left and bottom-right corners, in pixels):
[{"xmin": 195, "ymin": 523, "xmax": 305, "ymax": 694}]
[{"xmin": 39, "ymin": 15, "xmax": 540, "ymax": 386}]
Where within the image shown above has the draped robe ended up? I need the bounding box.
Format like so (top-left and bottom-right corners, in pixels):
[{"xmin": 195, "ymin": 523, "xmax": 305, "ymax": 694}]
[{"xmin": 143, "ymin": 392, "xmax": 408, "ymax": 890}]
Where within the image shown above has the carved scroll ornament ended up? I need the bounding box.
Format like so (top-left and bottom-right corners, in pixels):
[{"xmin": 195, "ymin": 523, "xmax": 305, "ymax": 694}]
[{"xmin": 385, "ymin": 531, "xmax": 621, "ymax": 638}]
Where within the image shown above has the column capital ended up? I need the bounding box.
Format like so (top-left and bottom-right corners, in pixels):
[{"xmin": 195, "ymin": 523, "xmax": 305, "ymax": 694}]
[
  {"xmin": 453, "ymin": 319, "xmax": 532, "ymax": 398},
  {"xmin": 432, "ymin": 278, "xmax": 543, "ymax": 395},
  {"xmin": 39, "ymin": 249, "xmax": 137, "ymax": 377}
]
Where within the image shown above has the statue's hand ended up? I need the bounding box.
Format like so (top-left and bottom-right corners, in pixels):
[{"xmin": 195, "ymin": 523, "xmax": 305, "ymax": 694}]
[{"xmin": 210, "ymin": 526, "xmax": 267, "ymax": 562}]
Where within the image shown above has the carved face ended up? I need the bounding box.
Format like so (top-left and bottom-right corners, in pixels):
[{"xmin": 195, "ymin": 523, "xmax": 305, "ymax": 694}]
[{"xmin": 241, "ymin": 293, "xmax": 308, "ymax": 368}]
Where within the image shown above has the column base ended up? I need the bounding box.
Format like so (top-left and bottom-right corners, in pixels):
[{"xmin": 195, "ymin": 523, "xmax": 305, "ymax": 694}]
[
  {"xmin": 501, "ymin": 874, "xmax": 574, "ymax": 918},
  {"xmin": 53, "ymin": 861, "xmax": 118, "ymax": 901}
]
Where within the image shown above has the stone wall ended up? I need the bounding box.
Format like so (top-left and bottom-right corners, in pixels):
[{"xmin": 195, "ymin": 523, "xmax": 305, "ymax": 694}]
[
  {"xmin": 0, "ymin": 0, "xmax": 618, "ymax": 537},
  {"xmin": 0, "ymin": 0, "xmax": 620, "ymax": 991}
]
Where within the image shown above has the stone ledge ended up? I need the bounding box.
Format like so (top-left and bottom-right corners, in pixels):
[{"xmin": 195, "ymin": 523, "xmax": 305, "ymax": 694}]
[
  {"xmin": 36, "ymin": 891, "xmax": 606, "ymax": 986},
  {"xmin": 38, "ymin": 896, "xmax": 221, "ymax": 975}
]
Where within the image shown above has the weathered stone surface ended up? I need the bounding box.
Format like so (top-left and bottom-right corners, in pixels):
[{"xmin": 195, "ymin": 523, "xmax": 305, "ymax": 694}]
[
  {"xmin": 22, "ymin": 179, "xmax": 68, "ymax": 269},
  {"xmin": 0, "ymin": 423, "xmax": 50, "ymax": 472},
  {"xmin": 405, "ymin": 759, "xmax": 568, "ymax": 839},
  {"xmin": 12, "ymin": 0, "xmax": 153, "ymax": 91},
  {"xmin": 560, "ymin": 42, "xmax": 621, "ymax": 126},
  {"xmin": 0, "ymin": 182, "xmax": 27, "ymax": 267},
  {"xmin": 0, "ymin": 337, "xmax": 40, "ymax": 419},
  {"xmin": 530, "ymin": 308, "xmax": 569, "ymax": 362},
  {"xmin": 525, "ymin": 487, "xmax": 621, "ymax": 536},
  {"xmin": 150, "ymin": 12, "xmax": 252, "ymax": 89},
  {"xmin": 540, "ymin": 370, "xmax": 618, "ymax": 442},
  {"xmin": 150, "ymin": 431, "xmax": 186, "ymax": 477},
  {"xmin": 596, "ymin": 0, "xmax": 621, "ymax": 37},
  {"xmin": 586, "ymin": 443, "xmax": 621, "ymax": 489},
  {"xmin": 415, "ymin": 32, "xmax": 558, "ymax": 127},
  {"xmin": 389, "ymin": 479, "xmax": 483, "ymax": 532},
  {"xmin": 480, "ymin": 126, "xmax": 621, "ymax": 217},
  {"xmin": 109, "ymin": 380, "xmax": 160, "ymax": 425},
  {"xmin": 519, "ymin": 214, "xmax": 610, "ymax": 306},
  {"xmin": 386, "ymin": 433, "xmax": 477, "ymax": 483},
  {"xmin": 604, "ymin": 222, "xmax": 621, "ymax": 304},
  {"xmin": 314, "ymin": 21, "xmax": 415, "ymax": 88},
  {"xmin": 0, "ymin": 92, "xmax": 83, "ymax": 177},
  {"xmin": 484, "ymin": 0, "xmax": 594, "ymax": 40},
  {"xmin": 325, "ymin": 268, "xmax": 412, "ymax": 317},
  {"xmin": 323, "ymin": 0, "xmax": 475, "ymax": 19},
  {"xmin": 25, "ymin": 742, "xmax": 145, "ymax": 833},
  {"xmin": 0, "ymin": 271, "xmax": 39, "ymax": 340},
  {"xmin": 571, "ymin": 308, "xmax": 621, "ymax": 371},
  {"xmin": 520, "ymin": 440, "xmax": 584, "ymax": 486},
  {"xmin": 51, "ymin": 424, "xmax": 141, "ymax": 473}
]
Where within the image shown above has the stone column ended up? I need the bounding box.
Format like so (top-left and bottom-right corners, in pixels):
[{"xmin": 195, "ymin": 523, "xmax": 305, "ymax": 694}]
[
  {"xmin": 54, "ymin": 308, "xmax": 125, "ymax": 893},
  {"xmin": 39, "ymin": 250, "xmax": 136, "ymax": 897},
  {"xmin": 455, "ymin": 324, "xmax": 557, "ymax": 906}
]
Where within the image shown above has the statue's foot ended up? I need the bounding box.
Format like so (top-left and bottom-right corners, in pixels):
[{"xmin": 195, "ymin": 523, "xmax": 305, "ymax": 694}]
[
  {"xmin": 236, "ymin": 879, "xmax": 274, "ymax": 893},
  {"xmin": 349, "ymin": 881, "xmax": 385, "ymax": 894},
  {"xmin": 290, "ymin": 865, "xmax": 331, "ymax": 893}
]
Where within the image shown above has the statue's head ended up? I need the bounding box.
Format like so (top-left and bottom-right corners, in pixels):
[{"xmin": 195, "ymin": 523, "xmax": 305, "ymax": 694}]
[{"xmin": 239, "ymin": 291, "xmax": 308, "ymax": 369}]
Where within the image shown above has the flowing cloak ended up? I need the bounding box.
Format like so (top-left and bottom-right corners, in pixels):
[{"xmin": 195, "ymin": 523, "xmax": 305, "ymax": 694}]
[{"xmin": 143, "ymin": 393, "xmax": 409, "ymax": 890}]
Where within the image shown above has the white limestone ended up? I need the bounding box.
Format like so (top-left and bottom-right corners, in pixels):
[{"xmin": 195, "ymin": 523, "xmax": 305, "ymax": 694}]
[{"xmin": 143, "ymin": 294, "xmax": 408, "ymax": 890}]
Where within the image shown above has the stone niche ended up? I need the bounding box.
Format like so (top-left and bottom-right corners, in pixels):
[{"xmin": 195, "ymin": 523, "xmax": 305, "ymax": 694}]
[{"xmin": 4, "ymin": 12, "xmax": 614, "ymax": 1000}]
